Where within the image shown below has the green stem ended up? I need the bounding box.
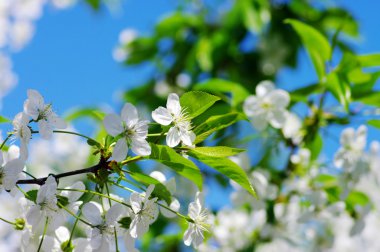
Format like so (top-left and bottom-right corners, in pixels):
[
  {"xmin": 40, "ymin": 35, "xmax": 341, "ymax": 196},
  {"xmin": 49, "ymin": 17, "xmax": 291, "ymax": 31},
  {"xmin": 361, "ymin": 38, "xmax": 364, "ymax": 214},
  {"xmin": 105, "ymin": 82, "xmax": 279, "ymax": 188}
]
[
  {"xmin": 57, "ymin": 188, "xmax": 131, "ymax": 208},
  {"xmin": 147, "ymin": 133, "xmax": 167, "ymax": 137},
  {"xmin": 0, "ymin": 134, "xmax": 12, "ymax": 150},
  {"xmin": 0, "ymin": 216, "xmax": 16, "ymax": 226},
  {"xmin": 58, "ymin": 202, "xmax": 94, "ymax": 227},
  {"xmin": 31, "ymin": 130, "xmax": 100, "ymax": 146},
  {"xmin": 37, "ymin": 217, "xmax": 49, "ymax": 252},
  {"xmin": 120, "ymin": 156, "xmax": 143, "ymax": 166},
  {"xmin": 105, "ymin": 183, "xmax": 119, "ymax": 252}
]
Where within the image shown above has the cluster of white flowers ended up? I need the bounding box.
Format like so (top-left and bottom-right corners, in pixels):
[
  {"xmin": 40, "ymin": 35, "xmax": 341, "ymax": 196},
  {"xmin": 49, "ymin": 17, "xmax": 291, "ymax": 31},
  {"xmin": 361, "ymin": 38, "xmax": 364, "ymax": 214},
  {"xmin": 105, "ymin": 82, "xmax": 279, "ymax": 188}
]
[{"xmin": 0, "ymin": 90, "xmax": 211, "ymax": 251}]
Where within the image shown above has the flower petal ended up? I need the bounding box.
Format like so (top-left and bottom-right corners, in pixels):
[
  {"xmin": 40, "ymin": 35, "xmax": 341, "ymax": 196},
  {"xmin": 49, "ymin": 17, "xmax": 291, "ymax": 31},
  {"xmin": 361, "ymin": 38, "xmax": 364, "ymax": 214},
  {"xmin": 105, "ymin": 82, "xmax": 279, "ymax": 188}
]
[
  {"xmin": 152, "ymin": 107, "xmax": 173, "ymax": 126},
  {"xmin": 82, "ymin": 202, "xmax": 103, "ymax": 226},
  {"xmin": 256, "ymin": 80, "xmax": 275, "ymax": 97},
  {"xmin": 121, "ymin": 103, "xmax": 139, "ymax": 128},
  {"xmin": 106, "ymin": 203, "xmax": 124, "ymax": 225},
  {"xmin": 166, "ymin": 127, "xmax": 180, "ymax": 147},
  {"xmin": 183, "ymin": 225, "xmax": 194, "ymax": 246},
  {"xmin": 131, "ymin": 138, "xmax": 151, "ymax": 156},
  {"xmin": 103, "ymin": 114, "xmax": 124, "ymax": 136},
  {"xmin": 268, "ymin": 89, "xmax": 290, "ymax": 108},
  {"xmin": 55, "ymin": 226, "xmax": 70, "ymax": 243},
  {"xmin": 112, "ymin": 138, "xmax": 129, "ymax": 162},
  {"xmin": 166, "ymin": 93, "xmax": 181, "ymax": 116},
  {"xmin": 269, "ymin": 109, "xmax": 287, "ymax": 129},
  {"xmin": 38, "ymin": 120, "xmax": 53, "ymax": 139}
]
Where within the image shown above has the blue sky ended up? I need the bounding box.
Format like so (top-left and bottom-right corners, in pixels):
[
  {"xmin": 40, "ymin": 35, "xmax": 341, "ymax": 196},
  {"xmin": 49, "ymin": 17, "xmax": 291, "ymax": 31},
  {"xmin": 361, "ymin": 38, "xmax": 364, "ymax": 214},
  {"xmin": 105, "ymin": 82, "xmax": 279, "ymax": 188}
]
[{"xmin": 1, "ymin": 0, "xmax": 379, "ymax": 208}]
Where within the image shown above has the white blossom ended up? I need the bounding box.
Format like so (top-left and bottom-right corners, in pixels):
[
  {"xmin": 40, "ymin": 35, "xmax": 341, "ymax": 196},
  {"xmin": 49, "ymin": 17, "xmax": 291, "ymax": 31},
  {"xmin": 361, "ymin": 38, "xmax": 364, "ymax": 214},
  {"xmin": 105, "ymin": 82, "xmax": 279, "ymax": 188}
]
[
  {"xmin": 26, "ymin": 175, "xmax": 59, "ymax": 231},
  {"xmin": 243, "ymin": 80, "xmax": 290, "ymax": 131},
  {"xmin": 152, "ymin": 93, "xmax": 195, "ymax": 147},
  {"xmin": 82, "ymin": 201, "xmax": 124, "ymax": 252},
  {"xmin": 103, "ymin": 103, "xmax": 151, "ymax": 162},
  {"xmin": 23, "ymin": 89, "xmax": 67, "ymax": 139},
  {"xmin": 12, "ymin": 112, "xmax": 31, "ymax": 158},
  {"xmin": 184, "ymin": 192, "xmax": 210, "ymax": 248},
  {"xmin": 149, "ymin": 171, "xmax": 180, "ymax": 218},
  {"xmin": 291, "ymin": 148, "xmax": 311, "ymax": 167},
  {"xmin": 0, "ymin": 145, "xmax": 24, "ymax": 192},
  {"xmin": 129, "ymin": 185, "xmax": 159, "ymax": 238},
  {"xmin": 282, "ymin": 112, "xmax": 303, "ymax": 144}
]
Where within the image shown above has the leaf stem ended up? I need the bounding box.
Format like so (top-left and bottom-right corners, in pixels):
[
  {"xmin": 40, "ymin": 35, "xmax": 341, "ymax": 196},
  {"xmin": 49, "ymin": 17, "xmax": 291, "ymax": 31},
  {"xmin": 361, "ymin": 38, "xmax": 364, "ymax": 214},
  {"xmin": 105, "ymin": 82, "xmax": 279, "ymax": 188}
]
[{"xmin": 37, "ymin": 217, "xmax": 49, "ymax": 252}]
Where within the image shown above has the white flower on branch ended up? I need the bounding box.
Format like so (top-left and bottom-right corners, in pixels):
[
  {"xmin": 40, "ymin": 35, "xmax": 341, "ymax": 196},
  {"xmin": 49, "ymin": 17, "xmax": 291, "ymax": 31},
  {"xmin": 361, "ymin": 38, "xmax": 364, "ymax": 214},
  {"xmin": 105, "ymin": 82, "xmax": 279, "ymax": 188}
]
[
  {"xmin": 243, "ymin": 80, "xmax": 290, "ymax": 131},
  {"xmin": 334, "ymin": 125, "xmax": 367, "ymax": 171},
  {"xmin": 82, "ymin": 201, "xmax": 124, "ymax": 252},
  {"xmin": 42, "ymin": 226, "xmax": 87, "ymax": 252},
  {"xmin": 0, "ymin": 146, "xmax": 24, "ymax": 192},
  {"xmin": 23, "ymin": 89, "xmax": 67, "ymax": 139},
  {"xmin": 104, "ymin": 103, "xmax": 151, "ymax": 162},
  {"xmin": 26, "ymin": 175, "xmax": 58, "ymax": 231},
  {"xmin": 150, "ymin": 171, "xmax": 180, "ymax": 218},
  {"xmin": 152, "ymin": 93, "xmax": 195, "ymax": 147},
  {"xmin": 129, "ymin": 185, "xmax": 159, "ymax": 238},
  {"xmin": 12, "ymin": 112, "xmax": 31, "ymax": 158},
  {"xmin": 184, "ymin": 192, "xmax": 210, "ymax": 248}
]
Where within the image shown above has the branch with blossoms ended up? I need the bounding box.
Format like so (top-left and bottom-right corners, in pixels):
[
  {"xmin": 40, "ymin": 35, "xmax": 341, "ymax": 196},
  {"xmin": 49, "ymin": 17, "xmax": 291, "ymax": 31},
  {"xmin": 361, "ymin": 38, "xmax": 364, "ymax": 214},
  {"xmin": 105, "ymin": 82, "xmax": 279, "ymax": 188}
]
[{"xmin": 0, "ymin": 88, "xmax": 255, "ymax": 251}]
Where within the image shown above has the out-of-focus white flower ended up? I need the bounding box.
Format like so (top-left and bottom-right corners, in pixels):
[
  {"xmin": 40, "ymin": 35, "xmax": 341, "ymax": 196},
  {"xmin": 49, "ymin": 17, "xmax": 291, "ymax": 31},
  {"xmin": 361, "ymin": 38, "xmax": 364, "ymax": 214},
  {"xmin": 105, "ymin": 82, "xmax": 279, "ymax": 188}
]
[
  {"xmin": 82, "ymin": 202, "xmax": 124, "ymax": 252},
  {"xmin": 334, "ymin": 125, "xmax": 367, "ymax": 171},
  {"xmin": 149, "ymin": 171, "xmax": 180, "ymax": 218},
  {"xmin": 184, "ymin": 192, "xmax": 210, "ymax": 248},
  {"xmin": 41, "ymin": 226, "xmax": 72, "ymax": 252},
  {"xmin": 112, "ymin": 28, "xmax": 137, "ymax": 62},
  {"xmin": 229, "ymin": 152, "xmax": 250, "ymax": 171},
  {"xmin": 12, "ymin": 112, "xmax": 31, "ymax": 158},
  {"xmin": 0, "ymin": 145, "xmax": 24, "ymax": 192},
  {"xmin": 0, "ymin": 54, "xmax": 17, "ymax": 106},
  {"xmin": 176, "ymin": 73, "xmax": 191, "ymax": 89},
  {"xmin": 24, "ymin": 89, "xmax": 67, "ymax": 139},
  {"xmin": 291, "ymin": 148, "xmax": 311, "ymax": 167},
  {"xmin": 129, "ymin": 185, "xmax": 159, "ymax": 238},
  {"xmin": 243, "ymin": 80, "xmax": 290, "ymax": 131},
  {"xmin": 119, "ymin": 29, "xmax": 137, "ymax": 45},
  {"xmin": 152, "ymin": 93, "xmax": 195, "ymax": 147},
  {"xmin": 103, "ymin": 103, "xmax": 151, "ymax": 162},
  {"xmin": 51, "ymin": 0, "xmax": 77, "ymax": 9},
  {"xmin": 26, "ymin": 175, "xmax": 58, "ymax": 231},
  {"xmin": 9, "ymin": 20, "xmax": 34, "ymax": 51},
  {"xmin": 282, "ymin": 112, "xmax": 303, "ymax": 144},
  {"xmin": 154, "ymin": 80, "xmax": 172, "ymax": 98}
]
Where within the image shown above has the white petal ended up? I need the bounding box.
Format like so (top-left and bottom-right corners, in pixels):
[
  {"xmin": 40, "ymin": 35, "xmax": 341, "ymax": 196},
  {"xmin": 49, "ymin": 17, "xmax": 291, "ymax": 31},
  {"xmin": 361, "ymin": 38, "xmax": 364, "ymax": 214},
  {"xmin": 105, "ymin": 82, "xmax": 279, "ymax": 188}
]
[
  {"xmin": 105, "ymin": 203, "xmax": 123, "ymax": 225},
  {"xmin": 180, "ymin": 129, "xmax": 194, "ymax": 146},
  {"xmin": 62, "ymin": 181, "xmax": 85, "ymax": 202},
  {"xmin": 268, "ymin": 89, "xmax": 290, "ymax": 108},
  {"xmin": 250, "ymin": 112, "xmax": 268, "ymax": 131},
  {"xmin": 82, "ymin": 202, "xmax": 103, "ymax": 226},
  {"xmin": 55, "ymin": 226, "xmax": 70, "ymax": 243},
  {"xmin": 269, "ymin": 109, "xmax": 287, "ymax": 129},
  {"xmin": 27, "ymin": 89, "xmax": 44, "ymax": 106},
  {"xmin": 183, "ymin": 226, "xmax": 194, "ymax": 246},
  {"xmin": 121, "ymin": 103, "xmax": 139, "ymax": 128},
  {"xmin": 256, "ymin": 80, "xmax": 275, "ymax": 97},
  {"xmin": 243, "ymin": 95, "xmax": 260, "ymax": 117},
  {"xmin": 341, "ymin": 128, "xmax": 355, "ymax": 147},
  {"xmin": 152, "ymin": 107, "xmax": 173, "ymax": 125},
  {"xmin": 23, "ymin": 99, "xmax": 39, "ymax": 120},
  {"xmin": 131, "ymin": 138, "xmax": 151, "ymax": 156},
  {"xmin": 26, "ymin": 205, "xmax": 43, "ymax": 228},
  {"xmin": 130, "ymin": 192, "xmax": 142, "ymax": 214},
  {"xmin": 166, "ymin": 127, "xmax": 180, "ymax": 147},
  {"xmin": 149, "ymin": 171, "xmax": 166, "ymax": 183},
  {"xmin": 166, "ymin": 93, "xmax": 181, "ymax": 116},
  {"xmin": 38, "ymin": 120, "xmax": 53, "ymax": 139},
  {"xmin": 112, "ymin": 139, "xmax": 129, "ymax": 162},
  {"xmin": 49, "ymin": 115, "xmax": 67, "ymax": 129},
  {"xmin": 145, "ymin": 185, "xmax": 155, "ymax": 199},
  {"xmin": 103, "ymin": 114, "xmax": 124, "ymax": 136}
]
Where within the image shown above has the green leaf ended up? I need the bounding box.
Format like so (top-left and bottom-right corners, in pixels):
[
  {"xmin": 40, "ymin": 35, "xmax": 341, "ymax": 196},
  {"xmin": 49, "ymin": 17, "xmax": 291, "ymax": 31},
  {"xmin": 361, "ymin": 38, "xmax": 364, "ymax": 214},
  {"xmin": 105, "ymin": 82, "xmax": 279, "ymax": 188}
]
[
  {"xmin": 188, "ymin": 151, "xmax": 256, "ymax": 197},
  {"xmin": 65, "ymin": 108, "xmax": 105, "ymax": 122},
  {"xmin": 149, "ymin": 144, "xmax": 202, "ymax": 189},
  {"xmin": 345, "ymin": 191, "xmax": 371, "ymax": 213},
  {"xmin": 194, "ymin": 79, "xmax": 250, "ymax": 106},
  {"xmin": 355, "ymin": 91, "xmax": 380, "ymax": 106},
  {"xmin": 193, "ymin": 113, "xmax": 242, "ymax": 144},
  {"xmin": 357, "ymin": 53, "xmax": 380, "ymax": 67},
  {"xmin": 180, "ymin": 91, "xmax": 220, "ymax": 119},
  {"xmin": 313, "ymin": 174, "xmax": 338, "ymax": 189},
  {"xmin": 306, "ymin": 133, "xmax": 323, "ymax": 161},
  {"xmin": 25, "ymin": 190, "xmax": 38, "ymax": 203},
  {"xmin": 129, "ymin": 171, "xmax": 172, "ymax": 205},
  {"xmin": 0, "ymin": 116, "xmax": 10, "ymax": 124},
  {"xmin": 368, "ymin": 119, "xmax": 380, "ymax": 129},
  {"xmin": 189, "ymin": 146, "xmax": 245, "ymax": 158},
  {"xmin": 290, "ymin": 83, "xmax": 322, "ymax": 103},
  {"xmin": 325, "ymin": 72, "xmax": 351, "ymax": 110},
  {"xmin": 196, "ymin": 37, "xmax": 213, "ymax": 71},
  {"xmin": 285, "ymin": 19, "xmax": 331, "ymax": 80},
  {"xmin": 118, "ymin": 216, "xmax": 132, "ymax": 230}
]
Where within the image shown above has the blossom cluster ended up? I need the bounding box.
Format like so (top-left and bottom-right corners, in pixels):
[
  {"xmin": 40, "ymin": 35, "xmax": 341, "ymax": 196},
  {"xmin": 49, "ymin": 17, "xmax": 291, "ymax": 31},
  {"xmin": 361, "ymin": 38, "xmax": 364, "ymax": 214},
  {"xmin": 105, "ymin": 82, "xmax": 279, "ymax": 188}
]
[{"xmin": 0, "ymin": 89, "xmax": 211, "ymax": 251}]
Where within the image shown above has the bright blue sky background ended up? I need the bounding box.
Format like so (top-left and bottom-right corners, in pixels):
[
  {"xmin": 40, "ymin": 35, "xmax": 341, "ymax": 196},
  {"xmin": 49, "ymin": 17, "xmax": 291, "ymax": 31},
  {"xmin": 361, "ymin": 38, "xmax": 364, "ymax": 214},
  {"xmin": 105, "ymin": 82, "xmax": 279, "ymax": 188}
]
[{"xmin": 1, "ymin": 0, "xmax": 379, "ymax": 208}]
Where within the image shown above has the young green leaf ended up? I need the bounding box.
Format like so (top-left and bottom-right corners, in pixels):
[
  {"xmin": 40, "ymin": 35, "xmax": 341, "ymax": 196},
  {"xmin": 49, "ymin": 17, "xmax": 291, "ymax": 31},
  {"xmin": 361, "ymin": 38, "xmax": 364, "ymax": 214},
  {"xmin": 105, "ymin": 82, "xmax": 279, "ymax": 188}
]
[
  {"xmin": 188, "ymin": 151, "xmax": 256, "ymax": 197},
  {"xmin": 285, "ymin": 19, "xmax": 331, "ymax": 81},
  {"xmin": 357, "ymin": 53, "xmax": 380, "ymax": 67},
  {"xmin": 194, "ymin": 79, "xmax": 250, "ymax": 106},
  {"xmin": 193, "ymin": 113, "xmax": 242, "ymax": 144},
  {"xmin": 0, "ymin": 115, "xmax": 10, "ymax": 124},
  {"xmin": 189, "ymin": 146, "xmax": 245, "ymax": 158},
  {"xmin": 368, "ymin": 119, "xmax": 380, "ymax": 129},
  {"xmin": 180, "ymin": 91, "xmax": 220, "ymax": 119},
  {"xmin": 148, "ymin": 144, "xmax": 202, "ymax": 189}
]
